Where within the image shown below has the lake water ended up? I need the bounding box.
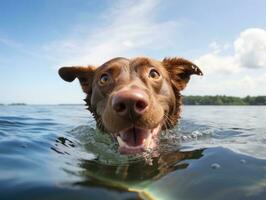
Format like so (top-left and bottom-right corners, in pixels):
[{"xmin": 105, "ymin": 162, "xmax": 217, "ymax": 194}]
[{"xmin": 0, "ymin": 105, "xmax": 265, "ymax": 200}]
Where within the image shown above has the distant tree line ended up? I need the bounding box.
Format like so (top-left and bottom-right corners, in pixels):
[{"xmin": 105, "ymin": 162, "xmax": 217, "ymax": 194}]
[
  {"xmin": 0, "ymin": 103, "xmax": 27, "ymax": 106},
  {"xmin": 183, "ymin": 95, "xmax": 266, "ymax": 105},
  {"xmin": 1, "ymin": 96, "xmax": 266, "ymax": 106}
]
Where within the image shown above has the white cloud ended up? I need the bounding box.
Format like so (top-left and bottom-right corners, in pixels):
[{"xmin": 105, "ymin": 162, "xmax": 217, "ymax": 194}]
[
  {"xmin": 195, "ymin": 53, "xmax": 238, "ymax": 74},
  {"xmin": 44, "ymin": 0, "xmax": 180, "ymax": 67},
  {"xmin": 195, "ymin": 28, "xmax": 266, "ymax": 75},
  {"xmin": 185, "ymin": 28, "xmax": 266, "ymax": 96},
  {"xmin": 0, "ymin": 36, "xmax": 59, "ymax": 62},
  {"xmin": 234, "ymin": 28, "xmax": 266, "ymax": 69},
  {"xmin": 185, "ymin": 72, "xmax": 266, "ymax": 97},
  {"xmin": 38, "ymin": 5, "xmax": 266, "ymax": 98},
  {"xmin": 209, "ymin": 41, "xmax": 230, "ymax": 54}
]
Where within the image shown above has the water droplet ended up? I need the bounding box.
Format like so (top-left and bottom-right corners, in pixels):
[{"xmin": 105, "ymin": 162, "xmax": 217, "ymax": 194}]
[
  {"xmin": 182, "ymin": 135, "xmax": 187, "ymax": 140},
  {"xmin": 240, "ymin": 159, "xmax": 247, "ymax": 164},
  {"xmin": 211, "ymin": 163, "xmax": 221, "ymax": 169},
  {"xmin": 191, "ymin": 134, "xmax": 196, "ymax": 138}
]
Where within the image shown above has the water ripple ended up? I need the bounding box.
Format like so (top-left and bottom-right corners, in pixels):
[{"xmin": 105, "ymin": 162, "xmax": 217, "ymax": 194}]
[{"xmin": 0, "ymin": 105, "xmax": 266, "ymax": 200}]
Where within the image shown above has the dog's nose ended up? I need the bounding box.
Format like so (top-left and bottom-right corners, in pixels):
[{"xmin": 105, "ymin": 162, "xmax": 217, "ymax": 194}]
[{"xmin": 112, "ymin": 89, "xmax": 148, "ymax": 117}]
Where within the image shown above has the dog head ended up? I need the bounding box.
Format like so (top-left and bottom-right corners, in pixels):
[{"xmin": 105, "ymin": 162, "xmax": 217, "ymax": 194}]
[{"xmin": 59, "ymin": 57, "xmax": 202, "ymax": 154}]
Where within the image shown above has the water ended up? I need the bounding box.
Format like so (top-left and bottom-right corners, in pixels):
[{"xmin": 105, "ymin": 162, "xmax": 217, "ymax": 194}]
[{"xmin": 0, "ymin": 105, "xmax": 265, "ymax": 200}]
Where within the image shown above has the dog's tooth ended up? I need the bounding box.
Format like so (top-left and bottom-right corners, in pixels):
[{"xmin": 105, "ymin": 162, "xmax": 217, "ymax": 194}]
[
  {"xmin": 145, "ymin": 138, "xmax": 150, "ymax": 148},
  {"xmin": 144, "ymin": 133, "xmax": 151, "ymax": 148},
  {"xmin": 117, "ymin": 136, "xmax": 126, "ymax": 147},
  {"xmin": 143, "ymin": 138, "xmax": 146, "ymax": 146}
]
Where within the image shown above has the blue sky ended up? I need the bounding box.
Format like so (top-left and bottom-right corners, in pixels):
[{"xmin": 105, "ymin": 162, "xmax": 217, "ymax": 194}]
[{"xmin": 0, "ymin": 0, "xmax": 266, "ymax": 104}]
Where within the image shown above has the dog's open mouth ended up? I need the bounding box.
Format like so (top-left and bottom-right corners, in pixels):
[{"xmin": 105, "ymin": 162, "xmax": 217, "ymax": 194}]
[{"xmin": 116, "ymin": 125, "xmax": 161, "ymax": 154}]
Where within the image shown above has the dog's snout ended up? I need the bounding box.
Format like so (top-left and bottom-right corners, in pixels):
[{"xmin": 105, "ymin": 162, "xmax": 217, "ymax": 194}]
[{"xmin": 112, "ymin": 89, "xmax": 148, "ymax": 117}]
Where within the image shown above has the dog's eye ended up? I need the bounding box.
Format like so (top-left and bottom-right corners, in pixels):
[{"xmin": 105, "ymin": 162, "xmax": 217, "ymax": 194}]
[
  {"xmin": 99, "ymin": 74, "xmax": 109, "ymax": 85},
  {"xmin": 149, "ymin": 69, "xmax": 160, "ymax": 79}
]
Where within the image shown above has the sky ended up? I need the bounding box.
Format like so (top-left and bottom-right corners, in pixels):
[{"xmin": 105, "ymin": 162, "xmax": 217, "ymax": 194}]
[{"xmin": 0, "ymin": 0, "xmax": 266, "ymax": 104}]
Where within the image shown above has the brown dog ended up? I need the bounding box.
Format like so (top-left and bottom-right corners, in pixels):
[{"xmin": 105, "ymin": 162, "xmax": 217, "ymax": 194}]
[{"xmin": 58, "ymin": 57, "xmax": 202, "ymax": 154}]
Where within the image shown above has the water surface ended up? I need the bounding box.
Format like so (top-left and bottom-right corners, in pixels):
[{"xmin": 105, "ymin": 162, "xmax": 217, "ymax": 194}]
[{"xmin": 0, "ymin": 105, "xmax": 265, "ymax": 200}]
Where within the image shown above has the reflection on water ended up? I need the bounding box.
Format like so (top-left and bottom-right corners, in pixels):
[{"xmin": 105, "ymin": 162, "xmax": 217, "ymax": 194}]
[
  {"xmin": 0, "ymin": 105, "xmax": 266, "ymax": 200},
  {"xmin": 76, "ymin": 148, "xmax": 204, "ymax": 187}
]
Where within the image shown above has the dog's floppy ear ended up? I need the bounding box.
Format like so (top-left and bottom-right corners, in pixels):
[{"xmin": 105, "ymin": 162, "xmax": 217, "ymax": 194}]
[
  {"xmin": 163, "ymin": 57, "xmax": 203, "ymax": 90},
  {"xmin": 58, "ymin": 66, "xmax": 96, "ymax": 94}
]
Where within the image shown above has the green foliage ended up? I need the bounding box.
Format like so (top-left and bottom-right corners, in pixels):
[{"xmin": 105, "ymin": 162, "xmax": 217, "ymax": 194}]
[{"xmin": 183, "ymin": 95, "xmax": 266, "ymax": 105}]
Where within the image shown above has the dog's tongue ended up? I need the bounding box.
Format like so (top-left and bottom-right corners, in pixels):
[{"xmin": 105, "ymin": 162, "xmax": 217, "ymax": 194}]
[
  {"xmin": 120, "ymin": 127, "xmax": 148, "ymax": 146},
  {"xmin": 117, "ymin": 125, "xmax": 161, "ymax": 154}
]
